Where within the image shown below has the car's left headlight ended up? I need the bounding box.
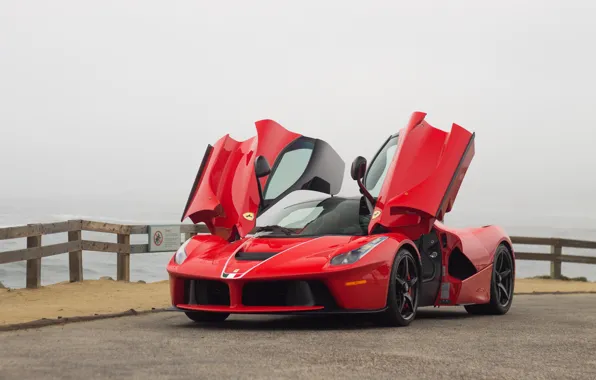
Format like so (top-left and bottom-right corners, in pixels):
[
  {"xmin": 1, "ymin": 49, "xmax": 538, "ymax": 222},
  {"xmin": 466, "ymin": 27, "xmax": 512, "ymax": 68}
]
[
  {"xmin": 330, "ymin": 237, "xmax": 388, "ymax": 265},
  {"xmin": 174, "ymin": 238, "xmax": 192, "ymax": 265}
]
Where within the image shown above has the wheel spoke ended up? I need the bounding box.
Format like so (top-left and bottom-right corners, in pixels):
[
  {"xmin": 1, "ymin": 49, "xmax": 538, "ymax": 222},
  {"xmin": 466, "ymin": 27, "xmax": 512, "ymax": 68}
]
[
  {"xmin": 496, "ymin": 253, "xmax": 503, "ymax": 272},
  {"xmin": 498, "ymin": 283, "xmax": 510, "ymax": 301},
  {"xmin": 409, "ymin": 276, "xmax": 418, "ymax": 286},
  {"xmin": 404, "ymin": 257, "xmax": 409, "ymax": 278},
  {"xmin": 402, "ymin": 293, "xmax": 414, "ymax": 313},
  {"xmin": 396, "ymin": 276, "xmax": 406, "ymax": 286},
  {"xmin": 500, "ymin": 269, "xmax": 511, "ymax": 278}
]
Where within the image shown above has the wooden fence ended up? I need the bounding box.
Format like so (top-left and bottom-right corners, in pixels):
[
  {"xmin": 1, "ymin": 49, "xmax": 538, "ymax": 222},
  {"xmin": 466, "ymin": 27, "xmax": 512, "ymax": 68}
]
[
  {"xmin": 0, "ymin": 220, "xmax": 208, "ymax": 288},
  {"xmin": 1, "ymin": 220, "xmax": 595, "ymax": 288}
]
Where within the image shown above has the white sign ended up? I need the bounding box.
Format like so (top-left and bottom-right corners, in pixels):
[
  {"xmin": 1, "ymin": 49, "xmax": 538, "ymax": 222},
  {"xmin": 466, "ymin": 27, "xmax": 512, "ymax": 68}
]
[{"xmin": 148, "ymin": 225, "xmax": 181, "ymax": 252}]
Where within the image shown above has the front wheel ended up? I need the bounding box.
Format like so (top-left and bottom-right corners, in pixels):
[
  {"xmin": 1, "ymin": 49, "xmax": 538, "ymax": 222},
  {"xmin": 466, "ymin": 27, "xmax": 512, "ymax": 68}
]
[
  {"xmin": 184, "ymin": 311, "xmax": 230, "ymax": 323},
  {"xmin": 375, "ymin": 248, "xmax": 421, "ymax": 327},
  {"xmin": 465, "ymin": 244, "xmax": 514, "ymax": 315}
]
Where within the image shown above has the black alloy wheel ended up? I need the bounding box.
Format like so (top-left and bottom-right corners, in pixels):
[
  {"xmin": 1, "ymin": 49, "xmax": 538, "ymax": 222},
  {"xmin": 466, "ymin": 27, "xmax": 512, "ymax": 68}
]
[
  {"xmin": 494, "ymin": 246, "xmax": 514, "ymax": 307},
  {"xmin": 465, "ymin": 244, "xmax": 514, "ymax": 315},
  {"xmin": 376, "ymin": 248, "xmax": 421, "ymax": 326}
]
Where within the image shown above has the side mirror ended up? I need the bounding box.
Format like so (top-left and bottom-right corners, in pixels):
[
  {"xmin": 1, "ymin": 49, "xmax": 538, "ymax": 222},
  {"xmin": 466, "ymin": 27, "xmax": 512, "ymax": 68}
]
[
  {"xmin": 350, "ymin": 156, "xmax": 367, "ymax": 181},
  {"xmin": 351, "ymin": 156, "xmax": 375, "ymax": 206},
  {"xmin": 255, "ymin": 156, "xmax": 271, "ymax": 178}
]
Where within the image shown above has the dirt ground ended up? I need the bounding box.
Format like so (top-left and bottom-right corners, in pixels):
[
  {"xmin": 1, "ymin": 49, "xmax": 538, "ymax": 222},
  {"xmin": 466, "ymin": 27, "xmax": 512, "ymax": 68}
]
[
  {"xmin": 0, "ymin": 278, "xmax": 171, "ymax": 326},
  {"xmin": 1, "ymin": 277, "xmax": 595, "ymax": 326}
]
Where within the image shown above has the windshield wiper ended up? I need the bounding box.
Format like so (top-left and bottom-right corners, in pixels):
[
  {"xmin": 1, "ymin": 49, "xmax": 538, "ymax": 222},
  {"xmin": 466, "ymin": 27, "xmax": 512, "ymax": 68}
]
[{"xmin": 254, "ymin": 225, "xmax": 297, "ymax": 236}]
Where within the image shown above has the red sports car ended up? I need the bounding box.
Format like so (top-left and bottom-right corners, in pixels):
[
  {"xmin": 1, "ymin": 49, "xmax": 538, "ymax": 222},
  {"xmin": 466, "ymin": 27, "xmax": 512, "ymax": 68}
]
[{"xmin": 167, "ymin": 111, "xmax": 515, "ymax": 327}]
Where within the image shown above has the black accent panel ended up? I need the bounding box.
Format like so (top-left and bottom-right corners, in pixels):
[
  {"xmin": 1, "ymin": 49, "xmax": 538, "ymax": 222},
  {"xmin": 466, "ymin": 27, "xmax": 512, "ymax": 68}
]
[
  {"xmin": 448, "ymin": 248, "xmax": 477, "ymax": 280},
  {"xmin": 234, "ymin": 251, "xmax": 279, "ymax": 261},
  {"xmin": 181, "ymin": 145, "xmax": 213, "ymax": 222},
  {"xmin": 301, "ymin": 176, "xmax": 331, "ymax": 193},
  {"xmin": 416, "ymin": 229, "xmax": 443, "ymax": 307},
  {"xmin": 242, "ymin": 280, "xmax": 337, "ymax": 309},
  {"xmin": 419, "ymin": 231, "xmax": 440, "ymax": 280},
  {"xmin": 186, "ymin": 279, "xmax": 230, "ymax": 306}
]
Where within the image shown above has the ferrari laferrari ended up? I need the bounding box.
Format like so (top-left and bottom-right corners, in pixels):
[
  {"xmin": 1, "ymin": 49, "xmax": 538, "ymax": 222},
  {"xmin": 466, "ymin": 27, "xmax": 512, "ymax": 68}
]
[{"xmin": 167, "ymin": 111, "xmax": 515, "ymax": 327}]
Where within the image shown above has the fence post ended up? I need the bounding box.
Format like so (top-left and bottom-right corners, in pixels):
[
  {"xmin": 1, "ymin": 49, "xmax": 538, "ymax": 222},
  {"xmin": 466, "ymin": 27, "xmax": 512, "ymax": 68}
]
[
  {"xmin": 550, "ymin": 240, "xmax": 562, "ymax": 279},
  {"xmin": 26, "ymin": 224, "xmax": 41, "ymax": 289},
  {"xmin": 117, "ymin": 233, "xmax": 130, "ymax": 281},
  {"xmin": 68, "ymin": 223, "xmax": 83, "ymax": 282}
]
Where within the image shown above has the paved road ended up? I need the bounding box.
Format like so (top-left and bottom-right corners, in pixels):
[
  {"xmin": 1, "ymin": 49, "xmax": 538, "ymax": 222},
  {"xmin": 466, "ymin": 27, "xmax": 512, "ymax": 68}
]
[{"xmin": 1, "ymin": 294, "xmax": 596, "ymax": 380}]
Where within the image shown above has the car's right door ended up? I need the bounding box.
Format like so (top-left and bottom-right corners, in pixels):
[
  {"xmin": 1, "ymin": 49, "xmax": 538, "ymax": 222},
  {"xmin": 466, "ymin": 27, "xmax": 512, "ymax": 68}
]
[{"xmin": 364, "ymin": 112, "xmax": 475, "ymax": 237}]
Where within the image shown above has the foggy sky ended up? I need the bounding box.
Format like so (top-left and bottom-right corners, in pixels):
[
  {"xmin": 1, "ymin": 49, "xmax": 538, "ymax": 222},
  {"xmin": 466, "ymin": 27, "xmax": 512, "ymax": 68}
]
[{"xmin": 1, "ymin": 1, "xmax": 595, "ymax": 229}]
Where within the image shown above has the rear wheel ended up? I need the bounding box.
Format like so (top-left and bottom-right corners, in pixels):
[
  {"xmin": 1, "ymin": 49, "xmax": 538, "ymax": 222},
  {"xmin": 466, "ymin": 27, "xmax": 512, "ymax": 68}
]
[
  {"xmin": 184, "ymin": 311, "xmax": 230, "ymax": 323},
  {"xmin": 465, "ymin": 244, "xmax": 514, "ymax": 315},
  {"xmin": 375, "ymin": 248, "xmax": 421, "ymax": 327}
]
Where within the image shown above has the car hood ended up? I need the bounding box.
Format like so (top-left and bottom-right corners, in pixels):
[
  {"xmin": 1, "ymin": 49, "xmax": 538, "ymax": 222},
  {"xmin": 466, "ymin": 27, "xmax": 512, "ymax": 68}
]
[{"xmin": 173, "ymin": 234, "xmax": 383, "ymax": 280}]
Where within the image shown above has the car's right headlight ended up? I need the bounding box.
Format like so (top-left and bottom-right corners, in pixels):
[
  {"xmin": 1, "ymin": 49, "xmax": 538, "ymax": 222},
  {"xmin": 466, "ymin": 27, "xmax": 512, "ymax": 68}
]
[
  {"xmin": 330, "ymin": 237, "xmax": 387, "ymax": 265},
  {"xmin": 174, "ymin": 238, "xmax": 192, "ymax": 265}
]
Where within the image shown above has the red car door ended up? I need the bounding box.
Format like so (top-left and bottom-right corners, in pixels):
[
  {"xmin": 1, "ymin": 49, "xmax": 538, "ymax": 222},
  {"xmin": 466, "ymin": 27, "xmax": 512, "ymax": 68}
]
[
  {"xmin": 364, "ymin": 112, "xmax": 475, "ymax": 237},
  {"xmin": 181, "ymin": 120, "xmax": 344, "ymax": 240}
]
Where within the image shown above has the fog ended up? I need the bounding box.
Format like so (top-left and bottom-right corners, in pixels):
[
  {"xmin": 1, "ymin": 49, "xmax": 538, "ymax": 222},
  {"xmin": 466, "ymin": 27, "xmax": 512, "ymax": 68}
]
[{"xmin": 1, "ymin": 0, "xmax": 595, "ymax": 229}]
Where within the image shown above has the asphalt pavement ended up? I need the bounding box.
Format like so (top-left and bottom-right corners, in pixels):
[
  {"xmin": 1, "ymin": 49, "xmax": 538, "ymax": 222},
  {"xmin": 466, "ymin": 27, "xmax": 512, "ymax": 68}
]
[{"xmin": 1, "ymin": 294, "xmax": 596, "ymax": 380}]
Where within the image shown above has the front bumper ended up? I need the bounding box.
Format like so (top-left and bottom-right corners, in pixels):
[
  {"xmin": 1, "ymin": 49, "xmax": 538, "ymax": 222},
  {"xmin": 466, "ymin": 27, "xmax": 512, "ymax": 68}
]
[
  {"xmin": 174, "ymin": 304, "xmax": 325, "ymax": 314},
  {"xmin": 168, "ymin": 262, "xmax": 391, "ymax": 313}
]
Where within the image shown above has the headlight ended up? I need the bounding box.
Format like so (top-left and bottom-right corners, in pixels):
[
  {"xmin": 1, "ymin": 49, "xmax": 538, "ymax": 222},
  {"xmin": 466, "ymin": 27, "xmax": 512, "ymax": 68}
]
[
  {"xmin": 174, "ymin": 238, "xmax": 192, "ymax": 265},
  {"xmin": 330, "ymin": 237, "xmax": 387, "ymax": 265}
]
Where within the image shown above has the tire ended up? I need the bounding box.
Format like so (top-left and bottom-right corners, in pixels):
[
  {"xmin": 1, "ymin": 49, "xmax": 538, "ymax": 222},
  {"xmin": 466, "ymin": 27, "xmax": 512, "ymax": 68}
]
[
  {"xmin": 184, "ymin": 311, "xmax": 230, "ymax": 323},
  {"xmin": 465, "ymin": 244, "xmax": 514, "ymax": 315},
  {"xmin": 375, "ymin": 248, "xmax": 421, "ymax": 327}
]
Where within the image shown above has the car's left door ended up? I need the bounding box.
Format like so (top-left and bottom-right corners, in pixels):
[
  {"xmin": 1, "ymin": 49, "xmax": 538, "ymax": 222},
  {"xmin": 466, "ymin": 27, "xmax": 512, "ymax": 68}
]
[{"xmin": 181, "ymin": 119, "xmax": 345, "ymax": 240}]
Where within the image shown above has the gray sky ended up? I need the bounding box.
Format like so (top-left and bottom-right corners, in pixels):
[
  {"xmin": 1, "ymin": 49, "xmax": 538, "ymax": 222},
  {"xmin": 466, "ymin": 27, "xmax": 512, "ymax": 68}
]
[{"xmin": 1, "ymin": 1, "xmax": 595, "ymax": 228}]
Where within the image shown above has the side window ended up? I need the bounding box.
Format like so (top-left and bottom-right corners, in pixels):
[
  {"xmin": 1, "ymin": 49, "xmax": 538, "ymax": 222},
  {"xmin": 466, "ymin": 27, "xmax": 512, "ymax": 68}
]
[
  {"xmin": 364, "ymin": 136, "xmax": 399, "ymax": 198},
  {"xmin": 264, "ymin": 138, "xmax": 314, "ymax": 200}
]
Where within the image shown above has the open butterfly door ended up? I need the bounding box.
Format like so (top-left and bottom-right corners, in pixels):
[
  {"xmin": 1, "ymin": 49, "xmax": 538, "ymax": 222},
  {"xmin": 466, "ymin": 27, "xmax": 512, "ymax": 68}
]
[
  {"xmin": 181, "ymin": 120, "xmax": 345, "ymax": 240},
  {"xmin": 366, "ymin": 112, "xmax": 475, "ymax": 237}
]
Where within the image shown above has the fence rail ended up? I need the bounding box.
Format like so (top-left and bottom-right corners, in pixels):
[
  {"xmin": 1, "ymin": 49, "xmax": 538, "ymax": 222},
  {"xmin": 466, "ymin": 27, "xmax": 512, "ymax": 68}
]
[
  {"xmin": 0, "ymin": 220, "xmax": 208, "ymax": 288},
  {"xmin": 1, "ymin": 220, "xmax": 595, "ymax": 288}
]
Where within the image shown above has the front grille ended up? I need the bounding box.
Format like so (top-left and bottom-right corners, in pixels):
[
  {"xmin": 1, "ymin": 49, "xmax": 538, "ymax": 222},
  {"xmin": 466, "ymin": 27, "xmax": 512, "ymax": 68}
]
[
  {"xmin": 234, "ymin": 251, "xmax": 278, "ymax": 261},
  {"xmin": 242, "ymin": 280, "xmax": 336, "ymax": 308},
  {"xmin": 185, "ymin": 279, "xmax": 230, "ymax": 306}
]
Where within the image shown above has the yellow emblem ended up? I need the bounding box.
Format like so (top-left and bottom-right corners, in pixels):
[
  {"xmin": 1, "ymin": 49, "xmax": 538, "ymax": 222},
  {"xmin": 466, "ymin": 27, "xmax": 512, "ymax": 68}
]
[
  {"xmin": 372, "ymin": 210, "xmax": 381, "ymax": 219},
  {"xmin": 243, "ymin": 212, "xmax": 255, "ymax": 221},
  {"xmin": 233, "ymin": 269, "xmax": 239, "ymax": 273}
]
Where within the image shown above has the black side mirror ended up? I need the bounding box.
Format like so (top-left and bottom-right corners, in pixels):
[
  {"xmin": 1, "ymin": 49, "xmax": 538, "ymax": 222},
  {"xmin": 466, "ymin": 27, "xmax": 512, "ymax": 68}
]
[
  {"xmin": 351, "ymin": 156, "xmax": 375, "ymax": 206},
  {"xmin": 255, "ymin": 156, "xmax": 271, "ymax": 178},
  {"xmin": 350, "ymin": 156, "xmax": 367, "ymax": 181}
]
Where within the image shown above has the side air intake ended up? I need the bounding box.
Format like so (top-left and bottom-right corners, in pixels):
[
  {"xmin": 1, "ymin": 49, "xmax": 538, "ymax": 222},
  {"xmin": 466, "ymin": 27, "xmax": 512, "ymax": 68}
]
[{"xmin": 448, "ymin": 248, "xmax": 477, "ymax": 280}]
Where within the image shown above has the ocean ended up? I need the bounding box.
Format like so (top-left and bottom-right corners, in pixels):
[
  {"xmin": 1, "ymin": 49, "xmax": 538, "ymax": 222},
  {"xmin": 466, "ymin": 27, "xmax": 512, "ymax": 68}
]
[{"xmin": 1, "ymin": 203, "xmax": 596, "ymax": 289}]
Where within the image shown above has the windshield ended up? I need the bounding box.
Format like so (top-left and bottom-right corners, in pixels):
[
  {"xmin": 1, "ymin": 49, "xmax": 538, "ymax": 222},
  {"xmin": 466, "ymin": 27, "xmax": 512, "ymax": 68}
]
[
  {"xmin": 364, "ymin": 135, "xmax": 398, "ymax": 197},
  {"xmin": 252, "ymin": 190, "xmax": 370, "ymax": 237}
]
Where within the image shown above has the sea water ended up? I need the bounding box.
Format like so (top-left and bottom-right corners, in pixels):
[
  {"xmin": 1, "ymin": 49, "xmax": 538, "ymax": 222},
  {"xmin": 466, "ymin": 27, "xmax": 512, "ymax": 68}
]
[{"xmin": 1, "ymin": 202, "xmax": 595, "ymax": 289}]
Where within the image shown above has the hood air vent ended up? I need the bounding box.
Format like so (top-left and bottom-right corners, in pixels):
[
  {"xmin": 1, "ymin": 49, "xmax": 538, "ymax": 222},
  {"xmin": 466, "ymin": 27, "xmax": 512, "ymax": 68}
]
[{"xmin": 234, "ymin": 251, "xmax": 279, "ymax": 261}]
